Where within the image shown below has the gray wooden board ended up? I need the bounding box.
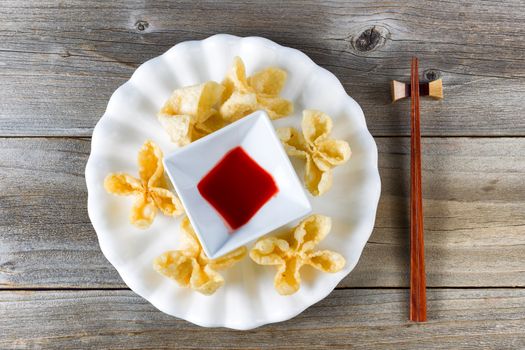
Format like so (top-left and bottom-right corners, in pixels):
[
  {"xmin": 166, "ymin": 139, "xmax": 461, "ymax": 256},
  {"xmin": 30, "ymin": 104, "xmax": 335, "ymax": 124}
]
[
  {"xmin": 1, "ymin": 137, "xmax": 523, "ymax": 288},
  {"xmin": 0, "ymin": 289, "xmax": 524, "ymax": 349},
  {"xmin": 1, "ymin": 0, "xmax": 525, "ymax": 136},
  {"xmin": 2, "ymin": 1, "xmax": 525, "ymax": 345}
]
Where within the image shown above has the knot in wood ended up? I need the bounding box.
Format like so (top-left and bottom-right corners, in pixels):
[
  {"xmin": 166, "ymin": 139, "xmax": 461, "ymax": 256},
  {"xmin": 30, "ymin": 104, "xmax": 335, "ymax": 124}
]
[
  {"xmin": 424, "ymin": 69, "xmax": 439, "ymax": 81},
  {"xmin": 135, "ymin": 20, "xmax": 149, "ymax": 31},
  {"xmin": 354, "ymin": 27, "xmax": 381, "ymax": 52}
]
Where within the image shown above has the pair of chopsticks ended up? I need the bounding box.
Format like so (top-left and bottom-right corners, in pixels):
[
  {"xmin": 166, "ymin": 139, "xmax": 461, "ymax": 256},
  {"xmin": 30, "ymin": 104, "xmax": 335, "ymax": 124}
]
[
  {"xmin": 409, "ymin": 57, "xmax": 427, "ymax": 322},
  {"xmin": 392, "ymin": 57, "xmax": 442, "ymax": 321}
]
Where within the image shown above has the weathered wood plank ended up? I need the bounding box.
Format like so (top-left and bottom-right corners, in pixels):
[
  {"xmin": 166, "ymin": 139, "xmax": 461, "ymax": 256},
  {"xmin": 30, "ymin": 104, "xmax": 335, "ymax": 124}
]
[
  {"xmin": 0, "ymin": 138, "xmax": 118, "ymax": 287},
  {"xmin": 349, "ymin": 137, "xmax": 525, "ymax": 287},
  {"xmin": 1, "ymin": 137, "xmax": 523, "ymax": 288},
  {"xmin": 1, "ymin": 289, "xmax": 524, "ymax": 349},
  {"xmin": 1, "ymin": 0, "xmax": 525, "ymax": 136}
]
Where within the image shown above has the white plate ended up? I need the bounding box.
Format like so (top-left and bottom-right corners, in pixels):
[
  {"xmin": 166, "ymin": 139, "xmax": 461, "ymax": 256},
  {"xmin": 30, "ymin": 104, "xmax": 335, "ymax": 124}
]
[
  {"xmin": 85, "ymin": 34, "xmax": 381, "ymax": 330},
  {"xmin": 164, "ymin": 111, "xmax": 311, "ymax": 259}
]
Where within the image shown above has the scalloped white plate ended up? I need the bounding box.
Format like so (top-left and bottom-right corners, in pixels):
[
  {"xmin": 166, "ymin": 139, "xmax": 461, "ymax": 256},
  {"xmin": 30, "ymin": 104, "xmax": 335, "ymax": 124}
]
[{"xmin": 85, "ymin": 34, "xmax": 381, "ymax": 330}]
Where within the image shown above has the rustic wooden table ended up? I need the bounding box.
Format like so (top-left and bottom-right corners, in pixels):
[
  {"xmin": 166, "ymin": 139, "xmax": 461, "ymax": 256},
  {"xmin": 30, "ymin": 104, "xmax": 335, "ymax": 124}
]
[{"xmin": 1, "ymin": 1, "xmax": 524, "ymax": 348}]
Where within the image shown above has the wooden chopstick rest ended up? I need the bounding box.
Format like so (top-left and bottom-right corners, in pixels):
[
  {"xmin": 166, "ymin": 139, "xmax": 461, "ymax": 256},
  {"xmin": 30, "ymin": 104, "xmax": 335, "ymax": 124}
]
[{"xmin": 391, "ymin": 78, "xmax": 443, "ymax": 102}]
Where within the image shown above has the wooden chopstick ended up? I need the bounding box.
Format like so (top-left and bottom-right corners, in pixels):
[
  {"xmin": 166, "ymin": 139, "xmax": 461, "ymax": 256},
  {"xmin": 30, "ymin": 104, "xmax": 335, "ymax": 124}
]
[{"xmin": 409, "ymin": 57, "xmax": 427, "ymax": 322}]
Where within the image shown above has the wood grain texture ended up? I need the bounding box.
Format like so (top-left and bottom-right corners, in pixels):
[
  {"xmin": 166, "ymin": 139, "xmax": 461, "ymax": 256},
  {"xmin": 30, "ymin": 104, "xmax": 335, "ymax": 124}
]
[
  {"xmin": 1, "ymin": 289, "xmax": 524, "ymax": 349},
  {"xmin": 1, "ymin": 0, "xmax": 525, "ymax": 136},
  {"xmin": 0, "ymin": 138, "xmax": 117, "ymax": 287},
  {"xmin": 1, "ymin": 137, "xmax": 523, "ymax": 288}
]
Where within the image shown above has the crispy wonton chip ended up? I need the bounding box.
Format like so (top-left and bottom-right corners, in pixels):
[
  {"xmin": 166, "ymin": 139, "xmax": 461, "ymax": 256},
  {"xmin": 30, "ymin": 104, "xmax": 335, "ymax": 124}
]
[
  {"xmin": 250, "ymin": 215, "xmax": 345, "ymax": 295},
  {"xmin": 104, "ymin": 140, "xmax": 184, "ymax": 228},
  {"xmin": 153, "ymin": 216, "xmax": 247, "ymax": 295},
  {"xmin": 277, "ymin": 110, "xmax": 351, "ymax": 196},
  {"xmin": 220, "ymin": 57, "xmax": 293, "ymax": 122},
  {"xmin": 158, "ymin": 82, "xmax": 225, "ymax": 146}
]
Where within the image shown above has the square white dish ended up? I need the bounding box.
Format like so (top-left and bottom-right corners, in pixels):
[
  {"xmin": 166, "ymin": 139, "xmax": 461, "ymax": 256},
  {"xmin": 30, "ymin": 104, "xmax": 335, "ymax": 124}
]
[{"xmin": 163, "ymin": 110, "xmax": 312, "ymax": 259}]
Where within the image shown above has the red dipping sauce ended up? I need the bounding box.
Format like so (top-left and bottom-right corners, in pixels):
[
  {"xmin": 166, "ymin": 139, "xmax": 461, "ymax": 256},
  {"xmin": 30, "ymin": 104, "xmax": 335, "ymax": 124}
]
[{"xmin": 197, "ymin": 146, "xmax": 278, "ymax": 230}]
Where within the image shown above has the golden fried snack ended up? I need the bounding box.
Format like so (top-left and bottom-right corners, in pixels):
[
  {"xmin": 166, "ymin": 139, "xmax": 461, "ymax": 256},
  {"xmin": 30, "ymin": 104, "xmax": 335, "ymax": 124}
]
[
  {"xmin": 104, "ymin": 140, "xmax": 184, "ymax": 228},
  {"xmin": 158, "ymin": 81, "xmax": 225, "ymax": 146},
  {"xmin": 250, "ymin": 215, "xmax": 345, "ymax": 295},
  {"xmin": 220, "ymin": 56, "xmax": 293, "ymax": 122},
  {"xmin": 277, "ymin": 110, "xmax": 351, "ymax": 196},
  {"xmin": 154, "ymin": 216, "xmax": 247, "ymax": 295}
]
